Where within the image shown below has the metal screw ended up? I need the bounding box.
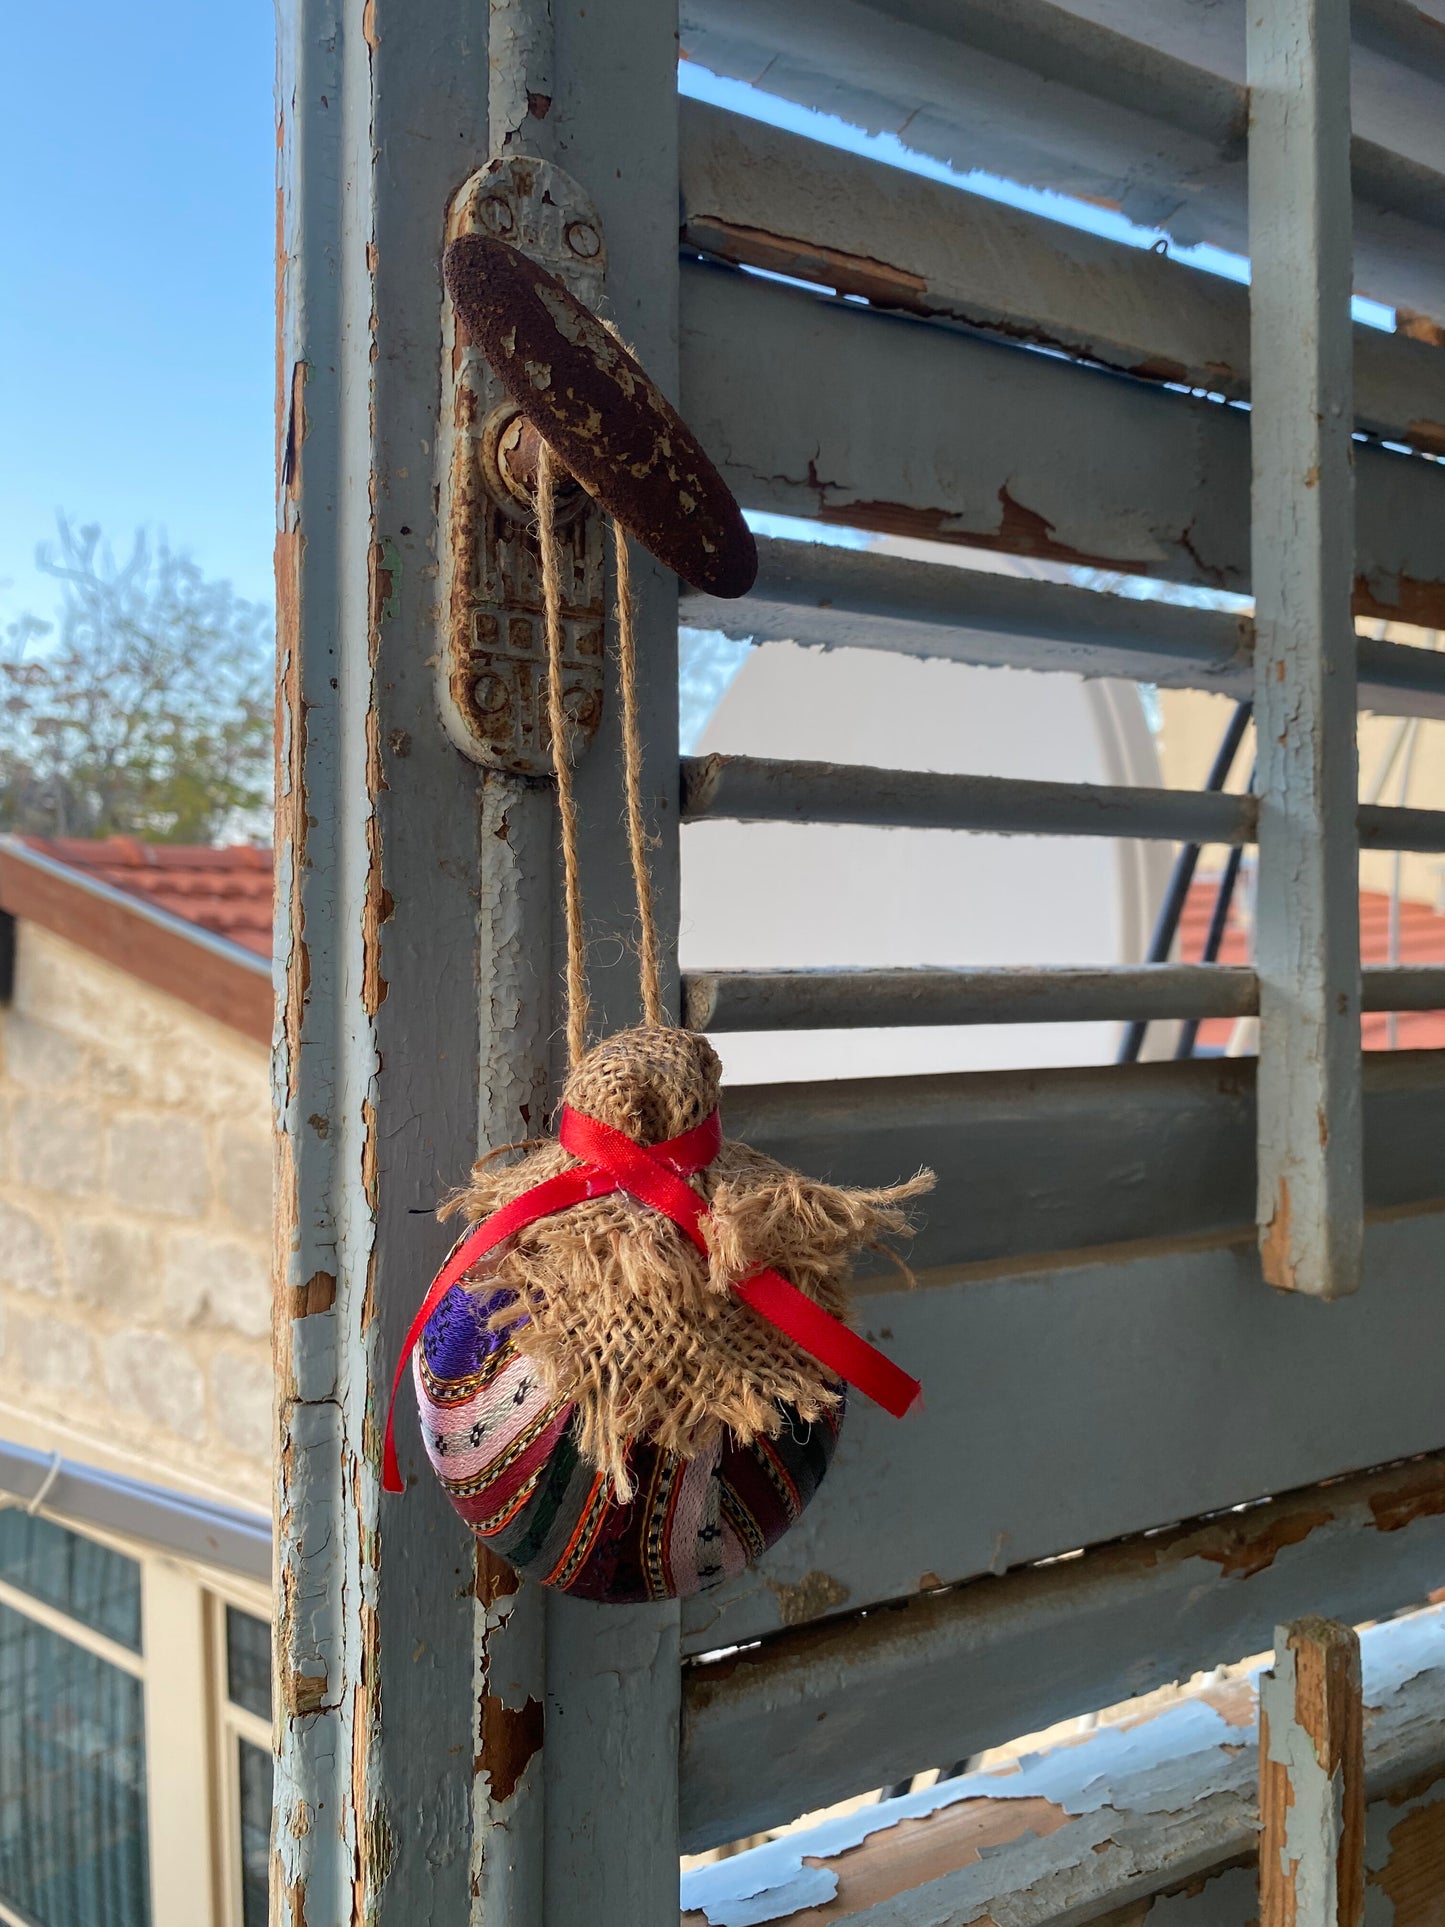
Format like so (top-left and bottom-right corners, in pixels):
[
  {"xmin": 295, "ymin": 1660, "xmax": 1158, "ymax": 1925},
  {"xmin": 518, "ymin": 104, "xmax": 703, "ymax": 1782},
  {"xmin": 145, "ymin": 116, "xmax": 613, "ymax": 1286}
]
[
  {"xmin": 480, "ymin": 196, "xmax": 514, "ymax": 235},
  {"xmin": 564, "ymin": 220, "xmax": 600, "ymax": 259},
  {"xmin": 472, "ymin": 673, "xmax": 509, "ymax": 717}
]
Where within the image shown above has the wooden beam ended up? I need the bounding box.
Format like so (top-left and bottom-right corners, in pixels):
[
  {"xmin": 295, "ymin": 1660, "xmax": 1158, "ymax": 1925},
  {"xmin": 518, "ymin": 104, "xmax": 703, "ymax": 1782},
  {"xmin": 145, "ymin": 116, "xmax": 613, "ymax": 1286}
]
[
  {"xmin": 678, "ymin": 264, "xmax": 1445, "ymax": 627},
  {"xmin": 679, "ymin": 538, "xmax": 1445, "ymax": 722},
  {"xmin": 678, "ymin": 0, "xmax": 1445, "ymax": 321},
  {"xmin": 681, "ymin": 1455, "xmax": 1445, "ymax": 1850},
  {"xmin": 1259, "ymin": 1619, "xmax": 1366, "ymax": 1927},
  {"xmin": 680, "ymin": 98, "xmax": 1445, "ymax": 453},
  {"xmin": 681, "ymin": 1603, "xmax": 1445, "ymax": 1927},
  {"xmin": 683, "ymin": 963, "xmax": 1445, "ymax": 1032},
  {"xmin": 719, "ymin": 1052, "xmax": 1445, "ymax": 1277},
  {"xmin": 680, "ymin": 753, "xmax": 1445, "ymax": 851},
  {"xmin": 272, "ymin": 4, "xmax": 494, "ymax": 1920},
  {"xmin": 274, "ymin": 2, "xmax": 685, "ymax": 1922},
  {"xmin": 680, "ymin": 1208, "xmax": 1445, "ymax": 1654},
  {"xmin": 1248, "ymin": 0, "xmax": 1363, "ymax": 1298}
]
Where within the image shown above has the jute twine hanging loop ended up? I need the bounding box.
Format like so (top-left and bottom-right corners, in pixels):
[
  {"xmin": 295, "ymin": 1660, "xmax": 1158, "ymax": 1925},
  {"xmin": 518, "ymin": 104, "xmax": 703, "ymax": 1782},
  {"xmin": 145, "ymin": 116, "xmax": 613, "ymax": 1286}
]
[{"xmin": 385, "ymin": 241, "xmax": 933, "ymax": 1602}]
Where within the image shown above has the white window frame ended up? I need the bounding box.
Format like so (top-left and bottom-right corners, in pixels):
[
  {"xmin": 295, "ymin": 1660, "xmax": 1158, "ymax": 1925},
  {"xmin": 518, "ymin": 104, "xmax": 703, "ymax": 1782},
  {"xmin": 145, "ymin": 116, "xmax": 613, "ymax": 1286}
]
[{"xmin": 0, "ymin": 1501, "xmax": 270, "ymax": 1927}]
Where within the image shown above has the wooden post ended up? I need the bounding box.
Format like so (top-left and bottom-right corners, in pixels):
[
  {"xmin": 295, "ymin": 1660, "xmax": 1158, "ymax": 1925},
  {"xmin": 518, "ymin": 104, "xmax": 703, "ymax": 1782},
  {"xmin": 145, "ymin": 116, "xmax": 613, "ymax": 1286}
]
[
  {"xmin": 274, "ymin": 1, "xmax": 683, "ymax": 1921},
  {"xmin": 1247, "ymin": 0, "xmax": 1363, "ymax": 1298},
  {"xmin": 1259, "ymin": 1617, "xmax": 1365, "ymax": 1927}
]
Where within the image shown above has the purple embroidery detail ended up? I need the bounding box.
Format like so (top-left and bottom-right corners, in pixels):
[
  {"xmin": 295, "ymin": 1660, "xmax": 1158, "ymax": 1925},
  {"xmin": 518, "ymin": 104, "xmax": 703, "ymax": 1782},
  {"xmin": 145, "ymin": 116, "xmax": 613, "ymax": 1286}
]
[{"xmin": 421, "ymin": 1287, "xmax": 502, "ymax": 1377}]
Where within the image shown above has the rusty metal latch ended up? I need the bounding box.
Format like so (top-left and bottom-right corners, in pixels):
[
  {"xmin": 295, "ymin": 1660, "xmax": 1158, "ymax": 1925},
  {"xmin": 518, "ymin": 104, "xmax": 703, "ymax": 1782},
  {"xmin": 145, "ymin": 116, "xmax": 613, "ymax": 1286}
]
[
  {"xmin": 437, "ymin": 155, "xmax": 755, "ymax": 775},
  {"xmin": 437, "ymin": 157, "xmax": 610, "ymax": 774}
]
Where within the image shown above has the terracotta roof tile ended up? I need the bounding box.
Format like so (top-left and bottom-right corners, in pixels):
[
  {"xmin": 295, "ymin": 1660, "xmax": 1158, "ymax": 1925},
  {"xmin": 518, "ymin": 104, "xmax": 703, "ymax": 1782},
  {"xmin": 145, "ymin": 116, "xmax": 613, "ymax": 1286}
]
[
  {"xmin": 14, "ymin": 840, "xmax": 1443, "ymax": 1050},
  {"xmin": 1180, "ymin": 877, "xmax": 1445, "ymax": 1050},
  {"xmin": 17, "ymin": 837, "xmax": 273, "ymax": 959}
]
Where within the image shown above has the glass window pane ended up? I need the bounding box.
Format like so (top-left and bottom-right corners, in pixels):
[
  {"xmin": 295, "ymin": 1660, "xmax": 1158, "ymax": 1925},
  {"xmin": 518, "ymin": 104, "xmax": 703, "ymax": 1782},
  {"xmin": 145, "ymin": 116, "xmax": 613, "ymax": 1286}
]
[
  {"xmin": 0, "ymin": 1513, "xmax": 142, "ymax": 1653},
  {"xmin": 0, "ymin": 1599, "xmax": 150, "ymax": 1927},
  {"xmin": 237, "ymin": 1739, "xmax": 272, "ymax": 1927},
  {"xmin": 225, "ymin": 1607, "xmax": 272, "ymax": 1722}
]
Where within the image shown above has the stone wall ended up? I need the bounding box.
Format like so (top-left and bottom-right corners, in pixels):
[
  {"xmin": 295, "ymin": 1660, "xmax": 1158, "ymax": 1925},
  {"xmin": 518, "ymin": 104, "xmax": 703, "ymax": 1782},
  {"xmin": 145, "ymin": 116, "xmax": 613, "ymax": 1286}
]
[{"xmin": 0, "ymin": 921, "xmax": 272, "ymax": 1513}]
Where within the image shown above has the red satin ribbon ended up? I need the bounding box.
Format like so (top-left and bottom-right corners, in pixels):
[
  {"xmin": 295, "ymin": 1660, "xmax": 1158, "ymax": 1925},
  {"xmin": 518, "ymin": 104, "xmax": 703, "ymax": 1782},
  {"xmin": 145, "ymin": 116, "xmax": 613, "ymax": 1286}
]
[{"xmin": 382, "ymin": 1106, "xmax": 920, "ymax": 1493}]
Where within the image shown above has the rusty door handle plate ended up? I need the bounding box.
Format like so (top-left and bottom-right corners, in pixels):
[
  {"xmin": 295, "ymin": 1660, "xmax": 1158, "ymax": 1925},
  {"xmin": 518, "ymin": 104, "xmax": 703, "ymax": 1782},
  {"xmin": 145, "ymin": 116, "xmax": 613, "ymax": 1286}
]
[{"xmin": 443, "ymin": 232, "xmax": 757, "ymax": 603}]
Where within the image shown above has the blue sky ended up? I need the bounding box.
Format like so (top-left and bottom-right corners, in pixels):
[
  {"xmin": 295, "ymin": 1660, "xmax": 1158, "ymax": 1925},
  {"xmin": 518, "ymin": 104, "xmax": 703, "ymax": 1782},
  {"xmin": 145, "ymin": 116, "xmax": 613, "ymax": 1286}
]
[
  {"xmin": 1, "ymin": 14, "xmax": 1392, "ymax": 634},
  {"xmin": 1, "ymin": 4, "xmax": 276, "ymax": 622}
]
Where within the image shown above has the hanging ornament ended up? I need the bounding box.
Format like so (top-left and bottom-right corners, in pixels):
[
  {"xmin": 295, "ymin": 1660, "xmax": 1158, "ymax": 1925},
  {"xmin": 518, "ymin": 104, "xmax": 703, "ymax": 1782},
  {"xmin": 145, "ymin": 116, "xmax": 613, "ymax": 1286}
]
[{"xmin": 384, "ymin": 234, "xmax": 933, "ymax": 1604}]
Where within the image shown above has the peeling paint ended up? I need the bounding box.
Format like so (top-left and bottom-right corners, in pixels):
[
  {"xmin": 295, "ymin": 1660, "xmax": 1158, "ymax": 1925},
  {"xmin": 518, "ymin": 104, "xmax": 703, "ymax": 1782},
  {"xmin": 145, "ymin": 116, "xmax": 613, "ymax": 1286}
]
[
  {"xmin": 293, "ymin": 1270, "xmax": 337, "ymax": 1317},
  {"xmin": 766, "ymin": 1568, "xmax": 851, "ymax": 1626},
  {"xmin": 479, "ymin": 1693, "xmax": 545, "ymax": 1803},
  {"xmin": 1260, "ymin": 1178, "xmax": 1296, "ymax": 1292},
  {"xmin": 683, "ymin": 1607, "xmax": 1445, "ymax": 1927}
]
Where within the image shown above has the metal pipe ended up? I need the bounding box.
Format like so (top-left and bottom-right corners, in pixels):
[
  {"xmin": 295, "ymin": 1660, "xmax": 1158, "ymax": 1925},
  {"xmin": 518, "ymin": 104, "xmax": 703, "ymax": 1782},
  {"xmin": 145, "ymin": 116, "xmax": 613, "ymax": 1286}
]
[{"xmin": 1118, "ymin": 700, "xmax": 1253, "ymax": 1063}]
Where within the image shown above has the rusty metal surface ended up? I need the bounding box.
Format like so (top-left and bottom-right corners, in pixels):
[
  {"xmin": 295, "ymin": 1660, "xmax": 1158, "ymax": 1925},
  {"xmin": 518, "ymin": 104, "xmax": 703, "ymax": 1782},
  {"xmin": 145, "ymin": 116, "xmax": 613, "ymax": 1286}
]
[
  {"xmin": 438, "ymin": 156, "xmax": 608, "ymax": 776},
  {"xmin": 443, "ymin": 231, "xmax": 757, "ymax": 598}
]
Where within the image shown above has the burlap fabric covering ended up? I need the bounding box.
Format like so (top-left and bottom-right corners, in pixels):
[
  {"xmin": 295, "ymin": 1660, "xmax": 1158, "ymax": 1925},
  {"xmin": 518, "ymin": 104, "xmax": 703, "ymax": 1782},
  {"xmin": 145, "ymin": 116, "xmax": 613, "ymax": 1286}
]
[{"xmin": 448, "ymin": 1026, "xmax": 933, "ymax": 1500}]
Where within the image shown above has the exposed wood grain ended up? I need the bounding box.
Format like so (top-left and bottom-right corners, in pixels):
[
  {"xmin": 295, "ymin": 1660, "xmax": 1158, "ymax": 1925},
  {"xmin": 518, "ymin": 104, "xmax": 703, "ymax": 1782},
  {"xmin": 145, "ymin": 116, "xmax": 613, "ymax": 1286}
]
[
  {"xmin": 681, "ymin": 1605, "xmax": 1445, "ymax": 1927},
  {"xmin": 1259, "ymin": 1619, "xmax": 1365, "ymax": 1927}
]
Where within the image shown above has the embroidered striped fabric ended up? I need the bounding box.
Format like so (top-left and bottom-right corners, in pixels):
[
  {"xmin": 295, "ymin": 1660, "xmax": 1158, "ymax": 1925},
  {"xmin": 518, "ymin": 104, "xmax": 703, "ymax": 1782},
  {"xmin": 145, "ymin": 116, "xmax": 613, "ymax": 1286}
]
[{"xmin": 414, "ymin": 1280, "xmax": 841, "ymax": 1603}]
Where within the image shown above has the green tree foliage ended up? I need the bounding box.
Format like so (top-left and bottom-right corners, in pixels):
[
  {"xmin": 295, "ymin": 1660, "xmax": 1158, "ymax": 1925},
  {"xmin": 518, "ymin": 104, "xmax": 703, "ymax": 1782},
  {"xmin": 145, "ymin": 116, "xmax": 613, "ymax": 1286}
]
[{"xmin": 0, "ymin": 520, "xmax": 272, "ymax": 844}]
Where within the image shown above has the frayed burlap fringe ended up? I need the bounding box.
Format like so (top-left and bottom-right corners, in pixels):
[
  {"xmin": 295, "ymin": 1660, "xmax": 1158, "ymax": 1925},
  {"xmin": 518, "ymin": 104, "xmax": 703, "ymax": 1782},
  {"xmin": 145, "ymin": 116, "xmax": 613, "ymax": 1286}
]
[{"xmin": 446, "ymin": 1026, "xmax": 933, "ymax": 1500}]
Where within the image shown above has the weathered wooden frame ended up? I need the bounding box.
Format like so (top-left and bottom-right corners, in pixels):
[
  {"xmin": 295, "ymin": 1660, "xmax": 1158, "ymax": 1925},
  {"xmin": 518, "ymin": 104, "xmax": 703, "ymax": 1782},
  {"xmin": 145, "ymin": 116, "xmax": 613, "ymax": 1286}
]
[{"xmin": 273, "ymin": 0, "xmax": 1445, "ymax": 1920}]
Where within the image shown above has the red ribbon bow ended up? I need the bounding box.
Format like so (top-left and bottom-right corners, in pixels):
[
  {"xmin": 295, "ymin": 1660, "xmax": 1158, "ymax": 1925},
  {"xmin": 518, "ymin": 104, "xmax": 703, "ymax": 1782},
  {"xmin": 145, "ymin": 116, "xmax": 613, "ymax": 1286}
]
[{"xmin": 382, "ymin": 1106, "xmax": 920, "ymax": 1494}]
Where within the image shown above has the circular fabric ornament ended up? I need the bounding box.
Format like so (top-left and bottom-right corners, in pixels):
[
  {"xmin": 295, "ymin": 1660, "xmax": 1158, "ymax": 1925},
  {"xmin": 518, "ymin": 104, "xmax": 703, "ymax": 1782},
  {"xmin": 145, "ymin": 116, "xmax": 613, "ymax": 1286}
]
[{"xmin": 387, "ymin": 1028, "xmax": 931, "ymax": 1603}]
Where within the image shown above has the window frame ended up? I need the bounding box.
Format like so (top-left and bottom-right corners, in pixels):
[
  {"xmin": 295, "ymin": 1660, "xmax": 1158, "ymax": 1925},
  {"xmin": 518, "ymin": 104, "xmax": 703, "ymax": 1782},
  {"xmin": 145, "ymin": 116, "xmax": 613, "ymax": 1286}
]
[{"xmin": 0, "ymin": 1499, "xmax": 270, "ymax": 1927}]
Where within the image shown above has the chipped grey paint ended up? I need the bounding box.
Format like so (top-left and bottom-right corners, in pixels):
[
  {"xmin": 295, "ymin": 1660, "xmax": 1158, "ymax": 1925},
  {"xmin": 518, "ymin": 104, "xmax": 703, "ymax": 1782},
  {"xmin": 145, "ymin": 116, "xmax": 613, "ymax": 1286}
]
[
  {"xmin": 680, "ymin": 1453, "xmax": 1445, "ymax": 1849},
  {"xmin": 680, "ymin": 539, "xmax": 1445, "ymax": 723},
  {"xmin": 679, "ymin": 97, "xmax": 1445, "ymax": 455},
  {"xmin": 677, "ymin": 265, "xmax": 1445, "ymax": 627},
  {"xmin": 1248, "ymin": 0, "xmax": 1363, "ymax": 1299},
  {"xmin": 680, "ymin": 751, "xmax": 1445, "ymax": 851},
  {"xmin": 1261, "ymin": 1634, "xmax": 1354, "ymax": 1927},
  {"xmin": 681, "ymin": 1605, "xmax": 1445, "ymax": 1927},
  {"xmin": 678, "ymin": 0, "xmax": 1445, "ymax": 322},
  {"xmin": 684, "ymin": 963, "xmax": 1445, "ymax": 1034},
  {"xmin": 680, "ymin": 1209, "xmax": 1445, "ymax": 1657},
  {"xmin": 273, "ymin": 3, "xmax": 494, "ymax": 1920}
]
